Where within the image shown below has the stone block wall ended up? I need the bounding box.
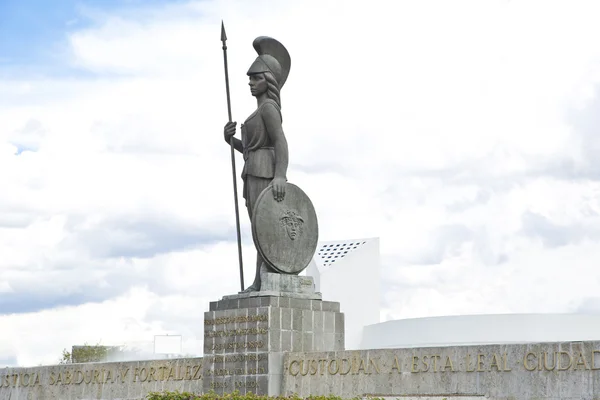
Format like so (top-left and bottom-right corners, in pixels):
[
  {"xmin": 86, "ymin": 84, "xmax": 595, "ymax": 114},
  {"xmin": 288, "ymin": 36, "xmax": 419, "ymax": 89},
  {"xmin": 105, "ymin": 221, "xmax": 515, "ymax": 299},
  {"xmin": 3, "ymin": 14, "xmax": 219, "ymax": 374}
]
[
  {"xmin": 0, "ymin": 358, "xmax": 203, "ymax": 400},
  {"xmin": 282, "ymin": 340, "xmax": 600, "ymax": 400},
  {"xmin": 203, "ymin": 295, "xmax": 344, "ymax": 396}
]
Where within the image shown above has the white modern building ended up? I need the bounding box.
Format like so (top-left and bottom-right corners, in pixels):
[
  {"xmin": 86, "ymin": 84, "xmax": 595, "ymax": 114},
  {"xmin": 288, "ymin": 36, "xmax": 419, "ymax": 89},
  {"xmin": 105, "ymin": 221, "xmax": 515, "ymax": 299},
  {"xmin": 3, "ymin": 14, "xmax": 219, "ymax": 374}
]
[
  {"xmin": 307, "ymin": 237, "xmax": 600, "ymax": 351},
  {"xmin": 306, "ymin": 237, "xmax": 380, "ymax": 349},
  {"xmin": 306, "ymin": 237, "xmax": 600, "ymax": 351},
  {"xmin": 360, "ymin": 313, "xmax": 600, "ymax": 349}
]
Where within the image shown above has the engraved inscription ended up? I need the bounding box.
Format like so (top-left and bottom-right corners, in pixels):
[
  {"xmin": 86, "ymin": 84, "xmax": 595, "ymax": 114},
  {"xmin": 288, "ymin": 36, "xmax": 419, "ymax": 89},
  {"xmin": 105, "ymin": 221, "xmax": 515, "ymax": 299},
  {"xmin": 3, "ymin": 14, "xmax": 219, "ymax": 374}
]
[
  {"xmin": 203, "ymin": 310, "xmax": 270, "ymax": 394},
  {"xmin": 236, "ymin": 380, "xmax": 258, "ymax": 388},
  {"xmin": 205, "ymin": 315, "xmax": 268, "ymax": 325},
  {"xmin": 210, "ymin": 380, "xmax": 258, "ymax": 389},
  {"xmin": 1, "ymin": 373, "xmax": 41, "ymax": 388},
  {"xmin": 211, "ymin": 341, "xmax": 264, "ymax": 351},
  {"xmin": 206, "ymin": 367, "xmax": 266, "ymax": 376},
  {"xmin": 0, "ymin": 364, "xmax": 202, "ymax": 389},
  {"xmin": 300, "ymin": 278, "xmax": 312, "ymax": 286},
  {"xmin": 287, "ymin": 349, "xmax": 600, "ymax": 376},
  {"xmin": 205, "ymin": 354, "xmax": 265, "ymax": 363},
  {"xmin": 205, "ymin": 327, "xmax": 268, "ymax": 338}
]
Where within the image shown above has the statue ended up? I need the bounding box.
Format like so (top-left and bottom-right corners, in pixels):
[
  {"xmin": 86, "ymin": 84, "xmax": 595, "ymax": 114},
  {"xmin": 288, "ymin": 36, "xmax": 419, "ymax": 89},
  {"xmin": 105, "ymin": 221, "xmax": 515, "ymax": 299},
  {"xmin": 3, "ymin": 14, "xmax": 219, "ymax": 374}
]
[
  {"xmin": 223, "ymin": 36, "xmax": 290, "ymax": 292},
  {"xmin": 221, "ymin": 33, "xmax": 318, "ymax": 293}
]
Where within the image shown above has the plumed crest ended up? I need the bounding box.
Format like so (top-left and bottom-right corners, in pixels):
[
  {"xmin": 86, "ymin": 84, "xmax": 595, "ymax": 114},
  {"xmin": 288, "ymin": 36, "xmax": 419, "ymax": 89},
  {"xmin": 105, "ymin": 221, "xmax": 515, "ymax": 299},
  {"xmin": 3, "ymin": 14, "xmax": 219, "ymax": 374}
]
[{"xmin": 252, "ymin": 36, "xmax": 291, "ymax": 88}]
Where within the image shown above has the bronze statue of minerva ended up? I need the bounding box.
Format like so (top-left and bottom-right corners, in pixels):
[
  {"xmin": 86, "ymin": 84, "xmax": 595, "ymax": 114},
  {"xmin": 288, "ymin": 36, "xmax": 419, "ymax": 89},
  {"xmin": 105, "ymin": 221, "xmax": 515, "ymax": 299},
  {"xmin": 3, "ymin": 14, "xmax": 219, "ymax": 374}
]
[{"xmin": 223, "ymin": 36, "xmax": 318, "ymax": 293}]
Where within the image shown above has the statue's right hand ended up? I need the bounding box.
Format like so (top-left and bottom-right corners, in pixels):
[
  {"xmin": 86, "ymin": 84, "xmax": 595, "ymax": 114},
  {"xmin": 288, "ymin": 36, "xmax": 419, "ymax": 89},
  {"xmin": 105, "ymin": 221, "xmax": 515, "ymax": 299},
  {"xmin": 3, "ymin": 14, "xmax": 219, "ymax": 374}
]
[{"xmin": 224, "ymin": 121, "xmax": 237, "ymax": 143}]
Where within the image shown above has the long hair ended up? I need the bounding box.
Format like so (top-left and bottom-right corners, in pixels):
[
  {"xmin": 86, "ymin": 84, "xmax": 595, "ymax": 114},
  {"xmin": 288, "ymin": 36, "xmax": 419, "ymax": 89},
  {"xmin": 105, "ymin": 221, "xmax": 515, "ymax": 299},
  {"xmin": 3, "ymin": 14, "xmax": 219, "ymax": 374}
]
[{"xmin": 263, "ymin": 71, "xmax": 281, "ymax": 109}]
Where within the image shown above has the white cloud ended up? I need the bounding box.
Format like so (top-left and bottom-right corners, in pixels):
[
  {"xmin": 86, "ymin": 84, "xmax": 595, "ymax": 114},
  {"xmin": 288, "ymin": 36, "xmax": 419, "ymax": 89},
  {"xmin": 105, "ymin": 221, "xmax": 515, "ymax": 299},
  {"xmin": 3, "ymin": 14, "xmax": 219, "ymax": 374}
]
[
  {"xmin": 0, "ymin": 286, "xmax": 200, "ymax": 366},
  {"xmin": 2, "ymin": 0, "xmax": 600, "ymax": 366}
]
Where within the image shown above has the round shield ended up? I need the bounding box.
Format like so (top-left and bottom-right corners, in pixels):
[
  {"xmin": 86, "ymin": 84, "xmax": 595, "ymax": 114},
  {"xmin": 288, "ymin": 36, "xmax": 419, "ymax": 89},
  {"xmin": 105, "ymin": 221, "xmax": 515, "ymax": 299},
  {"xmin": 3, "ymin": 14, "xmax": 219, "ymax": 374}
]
[{"xmin": 251, "ymin": 182, "xmax": 318, "ymax": 274}]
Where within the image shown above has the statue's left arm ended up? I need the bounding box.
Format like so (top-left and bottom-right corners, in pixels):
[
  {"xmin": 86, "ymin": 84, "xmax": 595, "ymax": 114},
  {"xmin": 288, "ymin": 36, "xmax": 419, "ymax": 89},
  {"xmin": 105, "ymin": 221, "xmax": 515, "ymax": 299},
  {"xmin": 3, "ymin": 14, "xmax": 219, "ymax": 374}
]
[{"xmin": 263, "ymin": 103, "xmax": 288, "ymax": 202}]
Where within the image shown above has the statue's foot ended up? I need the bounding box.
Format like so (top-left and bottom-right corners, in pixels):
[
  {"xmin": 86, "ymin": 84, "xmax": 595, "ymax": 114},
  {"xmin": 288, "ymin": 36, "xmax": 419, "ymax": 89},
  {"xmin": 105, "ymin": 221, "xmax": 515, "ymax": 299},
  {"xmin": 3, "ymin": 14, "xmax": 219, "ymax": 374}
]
[{"xmin": 240, "ymin": 283, "xmax": 260, "ymax": 293}]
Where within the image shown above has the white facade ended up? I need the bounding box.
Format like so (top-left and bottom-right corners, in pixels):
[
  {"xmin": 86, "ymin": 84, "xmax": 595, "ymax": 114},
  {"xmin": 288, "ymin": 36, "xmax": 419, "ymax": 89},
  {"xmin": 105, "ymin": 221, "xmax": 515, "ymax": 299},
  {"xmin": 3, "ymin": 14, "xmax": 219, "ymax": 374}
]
[
  {"xmin": 306, "ymin": 237, "xmax": 380, "ymax": 349},
  {"xmin": 360, "ymin": 313, "xmax": 600, "ymax": 349},
  {"xmin": 304, "ymin": 238, "xmax": 600, "ymax": 352}
]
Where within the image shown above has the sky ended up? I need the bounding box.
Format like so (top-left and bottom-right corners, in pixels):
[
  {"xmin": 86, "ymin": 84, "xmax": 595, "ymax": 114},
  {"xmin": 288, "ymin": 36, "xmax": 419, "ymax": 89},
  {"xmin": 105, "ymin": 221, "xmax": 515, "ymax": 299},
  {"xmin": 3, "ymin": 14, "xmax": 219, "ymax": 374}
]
[{"xmin": 1, "ymin": 0, "xmax": 600, "ymax": 367}]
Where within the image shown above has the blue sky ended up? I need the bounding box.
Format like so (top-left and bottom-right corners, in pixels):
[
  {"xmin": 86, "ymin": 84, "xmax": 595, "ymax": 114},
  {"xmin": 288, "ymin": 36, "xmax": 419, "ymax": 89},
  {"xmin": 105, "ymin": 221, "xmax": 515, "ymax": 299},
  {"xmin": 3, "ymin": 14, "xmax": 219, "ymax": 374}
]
[
  {"xmin": 1, "ymin": 0, "xmax": 92, "ymax": 67},
  {"xmin": 0, "ymin": 0, "xmax": 188, "ymax": 76}
]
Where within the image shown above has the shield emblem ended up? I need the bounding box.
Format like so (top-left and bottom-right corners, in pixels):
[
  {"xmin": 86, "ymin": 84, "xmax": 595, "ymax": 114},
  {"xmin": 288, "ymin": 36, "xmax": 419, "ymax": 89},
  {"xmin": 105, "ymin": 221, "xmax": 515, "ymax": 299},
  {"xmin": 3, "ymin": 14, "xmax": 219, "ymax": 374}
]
[{"xmin": 251, "ymin": 183, "xmax": 318, "ymax": 274}]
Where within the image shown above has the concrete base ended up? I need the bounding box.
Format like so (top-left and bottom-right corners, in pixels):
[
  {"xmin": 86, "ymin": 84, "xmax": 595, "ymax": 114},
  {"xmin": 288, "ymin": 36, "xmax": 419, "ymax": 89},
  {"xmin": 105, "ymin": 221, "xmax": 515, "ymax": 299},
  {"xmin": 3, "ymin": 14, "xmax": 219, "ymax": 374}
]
[
  {"xmin": 222, "ymin": 273, "xmax": 322, "ymax": 301},
  {"xmin": 203, "ymin": 294, "xmax": 345, "ymax": 396},
  {"xmin": 222, "ymin": 291, "xmax": 322, "ymax": 301},
  {"xmin": 259, "ymin": 273, "xmax": 316, "ymax": 294}
]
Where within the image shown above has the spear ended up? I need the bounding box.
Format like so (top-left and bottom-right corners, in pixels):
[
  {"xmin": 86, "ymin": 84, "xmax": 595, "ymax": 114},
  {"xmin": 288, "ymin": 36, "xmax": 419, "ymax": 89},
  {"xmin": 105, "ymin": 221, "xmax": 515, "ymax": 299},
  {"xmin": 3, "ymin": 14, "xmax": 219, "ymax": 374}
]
[{"xmin": 221, "ymin": 21, "xmax": 245, "ymax": 292}]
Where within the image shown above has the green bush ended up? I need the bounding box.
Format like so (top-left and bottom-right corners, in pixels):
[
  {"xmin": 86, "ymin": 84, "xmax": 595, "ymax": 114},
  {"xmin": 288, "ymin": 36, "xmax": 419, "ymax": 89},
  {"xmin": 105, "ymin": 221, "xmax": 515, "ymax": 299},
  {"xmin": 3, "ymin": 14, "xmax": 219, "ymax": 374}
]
[{"xmin": 146, "ymin": 392, "xmax": 363, "ymax": 400}]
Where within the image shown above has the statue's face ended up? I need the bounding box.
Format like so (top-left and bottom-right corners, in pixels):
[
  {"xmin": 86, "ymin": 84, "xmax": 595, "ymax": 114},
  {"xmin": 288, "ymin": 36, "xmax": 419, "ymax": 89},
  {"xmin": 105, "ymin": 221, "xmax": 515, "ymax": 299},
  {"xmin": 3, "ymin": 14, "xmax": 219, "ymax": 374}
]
[
  {"xmin": 281, "ymin": 216, "xmax": 303, "ymax": 240},
  {"xmin": 249, "ymin": 73, "xmax": 267, "ymax": 97},
  {"xmin": 285, "ymin": 218, "xmax": 300, "ymax": 240}
]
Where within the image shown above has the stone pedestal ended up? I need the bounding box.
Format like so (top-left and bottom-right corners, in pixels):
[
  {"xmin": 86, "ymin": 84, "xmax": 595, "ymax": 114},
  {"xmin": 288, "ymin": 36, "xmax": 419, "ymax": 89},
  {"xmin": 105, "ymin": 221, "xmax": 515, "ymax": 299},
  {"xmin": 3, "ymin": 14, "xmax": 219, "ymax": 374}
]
[{"xmin": 203, "ymin": 273, "xmax": 345, "ymax": 395}]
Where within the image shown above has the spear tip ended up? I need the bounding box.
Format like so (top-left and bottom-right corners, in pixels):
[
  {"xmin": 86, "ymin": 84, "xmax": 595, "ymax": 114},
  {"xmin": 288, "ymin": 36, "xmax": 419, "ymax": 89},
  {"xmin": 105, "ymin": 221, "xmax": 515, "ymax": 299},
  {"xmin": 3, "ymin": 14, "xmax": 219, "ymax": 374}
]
[{"xmin": 221, "ymin": 20, "xmax": 227, "ymax": 42}]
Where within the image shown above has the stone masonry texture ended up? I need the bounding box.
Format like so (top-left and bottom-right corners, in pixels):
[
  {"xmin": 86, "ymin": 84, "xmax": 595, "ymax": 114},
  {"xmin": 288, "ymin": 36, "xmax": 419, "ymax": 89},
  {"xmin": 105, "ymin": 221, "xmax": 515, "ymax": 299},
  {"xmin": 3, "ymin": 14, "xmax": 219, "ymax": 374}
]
[
  {"xmin": 282, "ymin": 340, "xmax": 600, "ymax": 400},
  {"xmin": 4, "ymin": 340, "xmax": 600, "ymax": 399},
  {"xmin": 203, "ymin": 295, "xmax": 345, "ymax": 396}
]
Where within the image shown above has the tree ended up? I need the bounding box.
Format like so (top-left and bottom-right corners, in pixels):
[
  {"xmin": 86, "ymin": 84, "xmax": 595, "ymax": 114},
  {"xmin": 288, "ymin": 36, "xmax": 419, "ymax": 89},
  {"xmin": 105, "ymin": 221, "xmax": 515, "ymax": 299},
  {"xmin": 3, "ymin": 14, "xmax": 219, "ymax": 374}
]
[{"xmin": 59, "ymin": 343, "xmax": 123, "ymax": 364}]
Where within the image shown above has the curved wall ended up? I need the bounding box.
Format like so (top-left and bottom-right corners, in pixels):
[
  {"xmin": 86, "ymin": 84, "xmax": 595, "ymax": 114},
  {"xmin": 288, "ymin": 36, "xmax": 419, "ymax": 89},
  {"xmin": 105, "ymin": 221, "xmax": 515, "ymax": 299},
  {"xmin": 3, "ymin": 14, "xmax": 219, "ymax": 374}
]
[{"xmin": 360, "ymin": 313, "xmax": 600, "ymax": 349}]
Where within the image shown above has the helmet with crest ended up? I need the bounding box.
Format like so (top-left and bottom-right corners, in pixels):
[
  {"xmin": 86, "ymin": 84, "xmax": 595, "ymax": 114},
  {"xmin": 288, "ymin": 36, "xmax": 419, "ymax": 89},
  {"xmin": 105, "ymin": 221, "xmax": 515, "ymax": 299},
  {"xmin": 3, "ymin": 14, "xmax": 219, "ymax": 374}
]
[{"xmin": 247, "ymin": 36, "xmax": 291, "ymax": 90}]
